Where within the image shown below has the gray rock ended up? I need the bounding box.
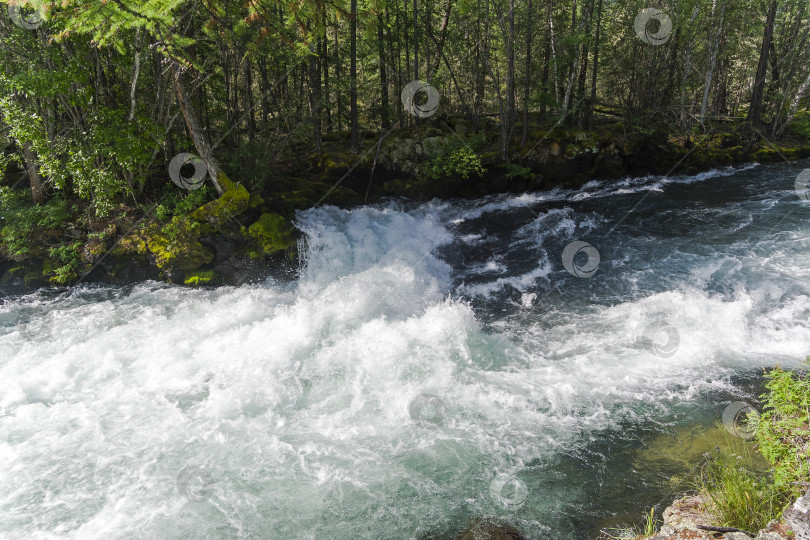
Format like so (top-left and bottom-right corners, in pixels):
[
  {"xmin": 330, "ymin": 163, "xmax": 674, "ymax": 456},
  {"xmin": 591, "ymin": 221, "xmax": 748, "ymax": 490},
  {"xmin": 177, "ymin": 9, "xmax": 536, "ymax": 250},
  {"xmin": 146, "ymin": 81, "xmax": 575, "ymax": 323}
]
[{"xmin": 783, "ymin": 489, "xmax": 810, "ymax": 540}]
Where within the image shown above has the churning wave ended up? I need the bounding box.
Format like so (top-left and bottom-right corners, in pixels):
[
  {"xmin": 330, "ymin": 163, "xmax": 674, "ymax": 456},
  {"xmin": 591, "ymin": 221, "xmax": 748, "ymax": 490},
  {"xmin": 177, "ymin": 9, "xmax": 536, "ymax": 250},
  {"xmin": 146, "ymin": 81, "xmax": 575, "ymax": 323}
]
[{"xmin": 1, "ymin": 161, "xmax": 809, "ymax": 539}]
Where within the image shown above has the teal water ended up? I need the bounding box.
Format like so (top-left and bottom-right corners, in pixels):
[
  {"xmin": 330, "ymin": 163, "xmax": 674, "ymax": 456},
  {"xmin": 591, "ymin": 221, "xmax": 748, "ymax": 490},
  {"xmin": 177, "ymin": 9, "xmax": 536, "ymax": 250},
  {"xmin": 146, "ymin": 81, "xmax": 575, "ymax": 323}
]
[{"xmin": 1, "ymin": 160, "xmax": 809, "ymax": 538}]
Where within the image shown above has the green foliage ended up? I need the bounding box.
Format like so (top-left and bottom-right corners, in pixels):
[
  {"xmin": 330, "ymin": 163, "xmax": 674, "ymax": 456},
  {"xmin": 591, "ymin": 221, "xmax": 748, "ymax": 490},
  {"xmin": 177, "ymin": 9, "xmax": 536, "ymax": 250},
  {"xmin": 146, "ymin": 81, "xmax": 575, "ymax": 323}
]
[
  {"xmin": 504, "ymin": 162, "xmax": 532, "ymax": 180},
  {"xmin": 690, "ymin": 363, "xmax": 810, "ymax": 533},
  {"xmin": 47, "ymin": 241, "xmax": 82, "ymax": 284},
  {"xmin": 756, "ymin": 363, "xmax": 810, "ymax": 498},
  {"xmin": 787, "ymin": 111, "xmax": 810, "ymax": 141},
  {"xmin": 0, "ymin": 187, "xmax": 71, "ymax": 259},
  {"xmin": 694, "ymin": 441, "xmax": 788, "ymax": 533},
  {"xmin": 155, "ymin": 185, "xmax": 213, "ymax": 222},
  {"xmin": 424, "ymin": 146, "xmax": 485, "ymax": 181},
  {"xmin": 597, "ymin": 507, "xmax": 660, "ymax": 540}
]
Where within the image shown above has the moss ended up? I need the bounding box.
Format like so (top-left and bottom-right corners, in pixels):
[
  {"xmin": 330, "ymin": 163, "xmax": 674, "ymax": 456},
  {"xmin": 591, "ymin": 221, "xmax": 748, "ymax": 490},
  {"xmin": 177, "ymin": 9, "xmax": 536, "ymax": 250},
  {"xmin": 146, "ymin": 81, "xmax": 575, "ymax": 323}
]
[
  {"xmin": 248, "ymin": 192, "xmax": 265, "ymax": 209},
  {"xmin": 110, "ymin": 233, "xmax": 148, "ymax": 256},
  {"xmin": 750, "ymin": 147, "xmax": 783, "ymax": 163},
  {"xmin": 23, "ymin": 269, "xmax": 42, "ymax": 288},
  {"xmin": 247, "ymin": 213, "xmax": 297, "ymax": 257},
  {"xmin": 267, "ymin": 177, "xmax": 362, "ymax": 216},
  {"xmin": 146, "ymin": 217, "xmax": 214, "ymax": 274},
  {"xmin": 184, "ymin": 269, "xmax": 219, "ymax": 287},
  {"xmin": 190, "ymin": 171, "xmax": 250, "ymax": 225},
  {"xmin": 0, "ymin": 265, "xmax": 25, "ymax": 285}
]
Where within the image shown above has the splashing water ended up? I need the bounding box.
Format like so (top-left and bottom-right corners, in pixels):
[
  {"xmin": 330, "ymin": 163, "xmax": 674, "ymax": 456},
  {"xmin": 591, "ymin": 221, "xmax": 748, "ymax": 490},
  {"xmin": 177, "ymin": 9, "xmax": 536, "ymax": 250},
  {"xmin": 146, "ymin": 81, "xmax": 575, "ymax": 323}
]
[{"xmin": 1, "ymin": 160, "xmax": 809, "ymax": 539}]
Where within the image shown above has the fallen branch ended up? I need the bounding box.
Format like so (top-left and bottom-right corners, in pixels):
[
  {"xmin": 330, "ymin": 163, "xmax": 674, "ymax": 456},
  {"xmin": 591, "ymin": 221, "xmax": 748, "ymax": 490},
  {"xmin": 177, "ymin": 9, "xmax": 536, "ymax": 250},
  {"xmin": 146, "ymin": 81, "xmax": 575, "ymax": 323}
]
[{"xmin": 697, "ymin": 524, "xmax": 756, "ymax": 537}]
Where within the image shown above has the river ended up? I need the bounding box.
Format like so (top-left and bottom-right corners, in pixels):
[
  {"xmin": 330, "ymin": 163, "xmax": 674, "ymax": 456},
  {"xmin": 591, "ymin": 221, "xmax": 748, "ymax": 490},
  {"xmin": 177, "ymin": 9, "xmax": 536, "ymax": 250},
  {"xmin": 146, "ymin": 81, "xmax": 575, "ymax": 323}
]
[{"xmin": 2, "ymin": 160, "xmax": 809, "ymax": 539}]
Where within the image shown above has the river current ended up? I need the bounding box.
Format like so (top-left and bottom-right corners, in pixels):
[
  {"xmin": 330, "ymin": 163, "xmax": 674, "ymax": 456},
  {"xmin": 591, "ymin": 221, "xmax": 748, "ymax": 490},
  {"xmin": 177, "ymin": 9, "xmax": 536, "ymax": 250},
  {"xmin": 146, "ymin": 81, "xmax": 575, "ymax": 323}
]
[{"xmin": 2, "ymin": 160, "xmax": 810, "ymax": 539}]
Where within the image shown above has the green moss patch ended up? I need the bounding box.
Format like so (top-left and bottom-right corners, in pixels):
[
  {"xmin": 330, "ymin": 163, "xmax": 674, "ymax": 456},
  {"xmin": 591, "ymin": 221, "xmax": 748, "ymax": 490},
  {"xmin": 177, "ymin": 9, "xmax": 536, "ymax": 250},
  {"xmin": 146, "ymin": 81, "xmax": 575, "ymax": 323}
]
[
  {"xmin": 146, "ymin": 217, "xmax": 214, "ymax": 274},
  {"xmin": 190, "ymin": 172, "xmax": 250, "ymax": 225},
  {"xmin": 184, "ymin": 269, "xmax": 219, "ymax": 286},
  {"xmin": 247, "ymin": 213, "xmax": 297, "ymax": 256}
]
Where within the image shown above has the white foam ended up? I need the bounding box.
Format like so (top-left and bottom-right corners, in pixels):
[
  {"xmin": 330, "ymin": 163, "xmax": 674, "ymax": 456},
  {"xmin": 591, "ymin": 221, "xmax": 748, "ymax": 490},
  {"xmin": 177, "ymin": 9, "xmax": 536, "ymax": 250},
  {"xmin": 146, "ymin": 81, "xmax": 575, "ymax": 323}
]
[{"xmin": 1, "ymin": 169, "xmax": 808, "ymax": 539}]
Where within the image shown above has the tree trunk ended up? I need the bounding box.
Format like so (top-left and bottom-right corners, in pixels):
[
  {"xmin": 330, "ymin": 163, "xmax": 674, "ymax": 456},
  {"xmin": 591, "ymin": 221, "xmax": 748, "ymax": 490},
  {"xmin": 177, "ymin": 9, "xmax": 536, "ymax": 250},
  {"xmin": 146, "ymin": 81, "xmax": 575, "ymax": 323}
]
[
  {"xmin": 587, "ymin": 0, "xmax": 602, "ymax": 130},
  {"xmin": 378, "ymin": 9, "xmax": 389, "ymax": 128},
  {"xmin": 335, "ymin": 27, "xmax": 343, "ymax": 132},
  {"xmin": 22, "ymin": 141, "xmax": 45, "ymax": 204},
  {"xmin": 413, "ymin": 0, "xmax": 418, "ymax": 81},
  {"xmin": 171, "ymin": 63, "xmax": 228, "ymax": 195},
  {"xmin": 244, "ymin": 59, "xmax": 256, "ymax": 141},
  {"xmin": 309, "ymin": 40, "xmax": 322, "ymax": 153},
  {"xmin": 350, "ymin": 0, "xmax": 360, "ymax": 152},
  {"xmin": 521, "ymin": 0, "xmax": 533, "ymax": 147},
  {"xmin": 747, "ymin": 0, "xmax": 778, "ymax": 126},
  {"xmin": 322, "ymin": 8, "xmax": 332, "ymax": 132},
  {"xmin": 500, "ymin": 0, "xmax": 516, "ymax": 160},
  {"xmin": 701, "ymin": 4, "xmax": 725, "ymax": 122},
  {"xmin": 430, "ymin": 0, "xmax": 453, "ymax": 77}
]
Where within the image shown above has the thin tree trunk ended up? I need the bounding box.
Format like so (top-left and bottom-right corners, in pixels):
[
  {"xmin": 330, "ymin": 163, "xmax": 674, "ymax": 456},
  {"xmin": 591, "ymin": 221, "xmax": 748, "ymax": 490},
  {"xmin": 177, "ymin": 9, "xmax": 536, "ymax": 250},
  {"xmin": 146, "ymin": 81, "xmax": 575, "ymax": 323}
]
[
  {"xmin": 322, "ymin": 9, "xmax": 332, "ymax": 132},
  {"xmin": 521, "ymin": 0, "xmax": 533, "ymax": 146},
  {"xmin": 171, "ymin": 64, "xmax": 228, "ymax": 195},
  {"xmin": 588, "ymin": 0, "xmax": 602, "ymax": 130},
  {"xmin": 378, "ymin": 9, "xmax": 390, "ymax": 128},
  {"xmin": 335, "ymin": 27, "xmax": 343, "ymax": 132},
  {"xmin": 350, "ymin": 0, "xmax": 360, "ymax": 152},
  {"xmin": 701, "ymin": 4, "xmax": 725, "ymax": 122},
  {"xmin": 501, "ymin": 0, "xmax": 516, "ymax": 160},
  {"xmin": 22, "ymin": 141, "xmax": 45, "ymax": 204},
  {"xmin": 245, "ymin": 59, "xmax": 256, "ymax": 141},
  {"xmin": 430, "ymin": 0, "xmax": 453, "ymax": 77},
  {"xmin": 413, "ymin": 0, "xmax": 418, "ymax": 81},
  {"xmin": 748, "ymin": 0, "xmax": 778, "ymax": 126}
]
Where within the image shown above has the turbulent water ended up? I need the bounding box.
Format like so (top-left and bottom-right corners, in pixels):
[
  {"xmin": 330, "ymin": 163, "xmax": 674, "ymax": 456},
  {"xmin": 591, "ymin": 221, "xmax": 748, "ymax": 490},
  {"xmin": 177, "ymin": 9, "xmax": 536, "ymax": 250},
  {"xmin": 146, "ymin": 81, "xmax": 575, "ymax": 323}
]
[{"xmin": 2, "ymin": 160, "xmax": 810, "ymax": 539}]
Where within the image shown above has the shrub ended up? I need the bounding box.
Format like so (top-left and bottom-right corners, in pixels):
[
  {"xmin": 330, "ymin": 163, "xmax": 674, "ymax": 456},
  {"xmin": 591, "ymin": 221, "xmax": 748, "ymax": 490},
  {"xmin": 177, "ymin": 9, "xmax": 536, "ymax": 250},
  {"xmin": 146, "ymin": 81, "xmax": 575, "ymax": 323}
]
[
  {"xmin": 424, "ymin": 145, "xmax": 485, "ymax": 181},
  {"xmin": 756, "ymin": 363, "xmax": 810, "ymax": 498}
]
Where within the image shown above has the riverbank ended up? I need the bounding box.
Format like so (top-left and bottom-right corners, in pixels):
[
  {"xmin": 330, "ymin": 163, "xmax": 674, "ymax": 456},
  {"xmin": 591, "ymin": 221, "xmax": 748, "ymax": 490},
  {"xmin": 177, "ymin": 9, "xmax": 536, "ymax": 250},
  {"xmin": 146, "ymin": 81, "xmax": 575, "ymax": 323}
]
[
  {"xmin": 2, "ymin": 119, "xmax": 810, "ymax": 293},
  {"xmin": 606, "ymin": 363, "xmax": 810, "ymax": 540}
]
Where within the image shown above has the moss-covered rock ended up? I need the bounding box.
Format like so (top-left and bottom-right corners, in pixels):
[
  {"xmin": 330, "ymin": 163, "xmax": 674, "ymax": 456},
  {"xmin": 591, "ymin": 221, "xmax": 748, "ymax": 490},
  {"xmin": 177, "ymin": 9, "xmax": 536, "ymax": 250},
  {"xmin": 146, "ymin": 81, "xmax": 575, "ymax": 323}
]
[
  {"xmin": 190, "ymin": 172, "xmax": 250, "ymax": 225},
  {"xmin": 146, "ymin": 217, "xmax": 214, "ymax": 276},
  {"xmin": 184, "ymin": 269, "xmax": 219, "ymax": 286},
  {"xmin": 0, "ymin": 265, "xmax": 25, "ymax": 286},
  {"xmin": 247, "ymin": 213, "xmax": 297, "ymax": 257}
]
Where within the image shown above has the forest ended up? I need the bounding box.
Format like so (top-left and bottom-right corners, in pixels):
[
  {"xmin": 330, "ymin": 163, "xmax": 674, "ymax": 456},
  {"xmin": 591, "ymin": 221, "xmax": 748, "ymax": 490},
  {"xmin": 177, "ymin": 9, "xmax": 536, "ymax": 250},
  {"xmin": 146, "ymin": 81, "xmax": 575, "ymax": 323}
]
[{"xmin": 0, "ymin": 0, "xmax": 809, "ymax": 286}]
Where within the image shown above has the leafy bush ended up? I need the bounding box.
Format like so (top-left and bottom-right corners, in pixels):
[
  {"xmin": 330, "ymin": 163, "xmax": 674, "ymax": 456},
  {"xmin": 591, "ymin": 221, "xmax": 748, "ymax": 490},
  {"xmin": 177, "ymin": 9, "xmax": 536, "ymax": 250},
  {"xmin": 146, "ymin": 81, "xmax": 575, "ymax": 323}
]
[
  {"xmin": 691, "ymin": 362, "xmax": 810, "ymax": 533},
  {"xmin": 504, "ymin": 162, "xmax": 532, "ymax": 180},
  {"xmin": 0, "ymin": 187, "xmax": 71, "ymax": 259},
  {"xmin": 155, "ymin": 185, "xmax": 213, "ymax": 222},
  {"xmin": 786, "ymin": 110, "xmax": 810, "ymax": 141},
  {"xmin": 47, "ymin": 242, "xmax": 82, "ymax": 284},
  {"xmin": 756, "ymin": 363, "xmax": 810, "ymax": 498},
  {"xmin": 424, "ymin": 145, "xmax": 485, "ymax": 181}
]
